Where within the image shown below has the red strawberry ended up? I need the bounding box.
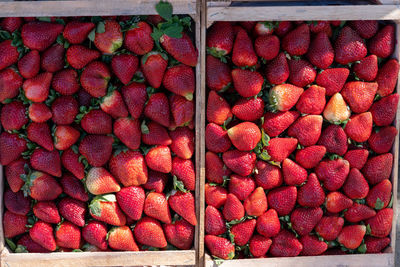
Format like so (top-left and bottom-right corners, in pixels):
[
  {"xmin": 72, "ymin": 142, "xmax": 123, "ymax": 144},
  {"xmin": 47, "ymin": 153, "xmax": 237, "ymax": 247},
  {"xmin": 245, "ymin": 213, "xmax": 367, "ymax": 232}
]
[
  {"xmin": 170, "ymin": 93, "xmax": 194, "ymax": 127},
  {"xmin": 265, "ymin": 52, "xmax": 289, "ymax": 84},
  {"xmin": 58, "ymin": 197, "xmax": 86, "ymax": 227},
  {"xmin": 66, "ymin": 45, "xmax": 100, "ymax": 69},
  {"xmin": 256, "ymin": 209, "xmax": 280, "ymax": 238},
  {"xmin": 291, "ymin": 207, "xmax": 323, "ymax": 236},
  {"xmin": 316, "ymin": 68, "xmax": 349, "ymax": 96},
  {"xmin": 0, "ymin": 40, "xmax": 18, "ymax": 71},
  {"xmin": 55, "ymin": 221, "xmax": 81, "ymax": 249},
  {"xmin": 33, "ymin": 201, "xmax": 60, "ymax": 224},
  {"xmin": 345, "ymin": 112, "xmax": 373, "ymax": 142},
  {"xmin": 94, "ymin": 20, "xmax": 122, "ymax": 54},
  {"xmin": 30, "ymin": 148, "xmax": 61, "ymax": 177},
  {"xmin": 295, "ymin": 146, "xmax": 326, "ymax": 169},
  {"xmin": 318, "ymin": 124, "xmax": 348, "ymax": 156},
  {"xmin": 222, "ymin": 150, "xmax": 256, "ymax": 177},
  {"xmin": 144, "ymin": 192, "xmax": 171, "ymax": 224},
  {"xmin": 296, "ymin": 85, "xmax": 326, "ymax": 115},
  {"xmin": 349, "ymin": 20, "xmax": 378, "ymax": 39},
  {"xmin": 309, "ymin": 21, "xmax": 330, "ymax": 33},
  {"xmin": 367, "ymin": 208, "xmax": 393, "ymax": 238},
  {"xmin": 51, "ymin": 95, "xmax": 78, "ymax": 125},
  {"xmin": 368, "ymin": 126, "xmax": 398, "ymax": 154},
  {"xmin": 370, "ymin": 93, "xmax": 399, "ymax": 126},
  {"xmin": 205, "ymin": 205, "xmax": 226, "ymax": 235},
  {"xmin": 227, "ymin": 122, "xmax": 261, "ymax": 151},
  {"xmin": 116, "ymin": 186, "xmax": 145, "ymax": 220},
  {"xmin": 26, "ymin": 122, "xmax": 53, "ymax": 151},
  {"xmin": 270, "ymin": 230, "xmax": 303, "ymax": 257},
  {"xmin": 79, "ymin": 135, "xmax": 113, "ymax": 167},
  {"xmin": 205, "ymin": 184, "xmax": 228, "ymax": 208},
  {"xmin": 63, "ymin": 21, "xmax": 95, "ymax": 44},
  {"xmin": 143, "ymin": 170, "xmax": 168, "ymax": 193},
  {"xmin": 264, "ymin": 137, "xmax": 298, "ymax": 162},
  {"xmin": 254, "ymin": 160, "xmax": 282, "ymax": 190},
  {"xmin": 300, "ymin": 235, "xmax": 328, "ymax": 256},
  {"xmin": 267, "ymin": 186, "xmax": 297, "ymax": 216},
  {"xmin": 54, "ymin": 125, "xmax": 80, "ymax": 151},
  {"xmin": 254, "ymin": 21, "xmax": 275, "ymax": 36},
  {"xmin": 1, "ymin": 17, "xmax": 22, "ymax": 33},
  {"xmin": 111, "ymin": 54, "xmax": 138, "ymax": 85},
  {"xmin": 344, "ymin": 203, "xmax": 376, "ymax": 223},
  {"xmin": 113, "ymin": 117, "xmax": 141, "ymax": 149},
  {"xmin": 288, "ymin": 115, "xmax": 323, "ymax": 146},
  {"xmin": 269, "ymin": 84, "xmax": 304, "ymax": 112},
  {"xmin": 110, "ymin": 150, "xmax": 148, "ymax": 186},
  {"xmin": 122, "ymin": 82, "xmax": 147, "ymax": 119},
  {"xmin": 89, "ymin": 194, "xmax": 126, "ymax": 226},
  {"xmin": 244, "ymin": 187, "xmax": 268, "ymax": 216},
  {"xmin": 368, "ymin": 24, "xmax": 395, "ymax": 58},
  {"xmin": 169, "ymin": 127, "xmax": 194, "ymax": 159},
  {"xmin": 207, "ymin": 90, "xmax": 232, "ymax": 125},
  {"xmin": 100, "ymin": 89, "xmax": 129, "ymax": 118},
  {"xmin": 206, "ymin": 152, "xmax": 230, "ymax": 185},
  {"xmin": 163, "ymin": 64, "xmax": 195, "ymax": 100},
  {"xmin": 108, "ymin": 226, "xmax": 139, "ymax": 251},
  {"xmin": 0, "ymin": 68, "xmax": 22, "ymax": 103},
  {"xmin": 239, "ymin": 21, "xmax": 256, "ymax": 32},
  {"xmin": 164, "ymin": 219, "xmax": 195, "ymax": 250},
  {"xmin": 134, "ymin": 217, "xmax": 167, "ymax": 248},
  {"xmin": 52, "ymin": 69, "xmax": 80, "ymax": 95},
  {"xmin": 326, "ymin": 191, "xmax": 353, "ymax": 213},
  {"xmin": 288, "ymin": 58, "xmax": 316, "ymax": 87},
  {"xmin": 142, "ymin": 51, "xmax": 168, "ymax": 88},
  {"xmin": 144, "ymin": 92, "xmax": 170, "ymax": 127},
  {"xmin": 0, "ymin": 132, "xmax": 27, "ymax": 165},
  {"xmin": 344, "ymin": 149, "xmax": 369, "ymax": 170},
  {"xmin": 205, "ymin": 235, "xmax": 235, "ymax": 260},
  {"xmin": 275, "ymin": 21, "xmax": 293, "ymax": 36},
  {"xmin": 61, "ymin": 148, "xmax": 85, "ymax": 180},
  {"xmin": 232, "ymin": 97, "xmax": 264, "ymax": 121},
  {"xmin": 365, "ymin": 236, "xmax": 391, "ymax": 253},
  {"xmin": 231, "ymin": 219, "xmax": 256, "ymax": 246},
  {"xmin": 80, "ymin": 61, "xmax": 111, "ymax": 97},
  {"xmin": 255, "ymin": 34, "xmax": 280, "ymax": 61},
  {"xmin": 206, "ymin": 123, "xmax": 231, "ymax": 153},
  {"xmin": 298, "ymin": 173, "xmax": 325, "ymax": 207},
  {"xmin": 307, "ymin": 31, "xmax": 334, "ymax": 69},
  {"xmin": 353, "ymin": 55, "xmax": 378, "ymax": 81},
  {"xmin": 160, "ymin": 32, "xmax": 198, "ymax": 67},
  {"xmin": 207, "ymin": 22, "xmax": 234, "ymax": 56},
  {"xmin": 282, "ymin": 158, "xmax": 307, "ymax": 186},
  {"xmin": 231, "ymin": 69, "xmax": 263, "ymax": 97},
  {"xmin": 232, "ymin": 28, "xmax": 257, "ymax": 67},
  {"xmin": 262, "ymin": 111, "xmax": 299, "ymax": 137},
  {"xmin": 341, "ymin": 82, "xmax": 377, "ymax": 113},
  {"xmin": 228, "ymin": 174, "xmax": 255, "ymax": 201},
  {"xmin": 29, "ymin": 221, "xmax": 56, "ymax": 251},
  {"xmin": 21, "ymin": 21, "xmax": 63, "ymax": 51},
  {"xmin": 343, "ymin": 168, "xmax": 369, "ymax": 199},
  {"xmin": 362, "ymin": 153, "xmax": 393, "ymax": 185},
  {"xmin": 1, "ymin": 101, "xmax": 28, "ymax": 131},
  {"xmin": 28, "ymin": 103, "xmax": 52, "ymax": 123},
  {"xmin": 82, "ymin": 220, "xmax": 108, "ymax": 250},
  {"xmin": 86, "ymin": 167, "xmax": 121, "ymax": 195},
  {"xmin": 315, "ymin": 158, "xmax": 350, "ymax": 191},
  {"xmin": 23, "ymin": 72, "xmax": 52, "ymax": 102},
  {"xmin": 41, "ymin": 44, "xmax": 65, "ymax": 73},
  {"xmin": 366, "ymin": 179, "xmax": 392, "ymax": 209},
  {"xmin": 315, "ymin": 216, "xmax": 344, "ymax": 241},
  {"xmin": 206, "ymin": 55, "xmax": 232, "ymax": 92},
  {"xmin": 222, "ymin": 193, "xmax": 245, "ymax": 222},
  {"xmin": 282, "ymin": 24, "xmax": 310, "ymax": 56},
  {"xmin": 60, "ymin": 173, "xmax": 88, "ymax": 202},
  {"xmin": 334, "ymin": 26, "xmax": 367, "ymax": 64},
  {"xmin": 22, "ymin": 171, "xmax": 62, "ymax": 201},
  {"xmin": 145, "ymin": 146, "xmax": 172, "ymax": 173},
  {"xmin": 169, "ymin": 191, "xmax": 197, "ymax": 226},
  {"xmin": 172, "ymin": 157, "xmax": 195, "ymax": 191},
  {"xmin": 124, "ymin": 21, "xmax": 153, "ymax": 55},
  {"xmin": 142, "ymin": 121, "xmax": 172, "ymax": 146},
  {"xmin": 338, "ymin": 225, "xmax": 366, "ymax": 249},
  {"xmin": 4, "ymin": 189, "xmax": 30, "ymax": 215},
  {"xmin": 18, "ymin": 50, "xmax": 40, "ymax": 79},
  {"xmin": 376, "ymin": 59, "xmax": 399, "ymax": 97}
]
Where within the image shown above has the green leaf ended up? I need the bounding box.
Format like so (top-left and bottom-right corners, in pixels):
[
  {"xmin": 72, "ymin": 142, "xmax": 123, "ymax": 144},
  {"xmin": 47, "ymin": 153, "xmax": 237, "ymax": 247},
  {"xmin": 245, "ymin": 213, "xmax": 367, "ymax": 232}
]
[
  {"xmin": 226, "ymin": 216, "xmax": 246, "ymax": 226},
  {"xmin": 212, "ymin": 256, "xmax": 225, "ymax": 265},
  {"xmin": 227, "ymin": 251, "xmax": 235, "ymax": 260},
  {"xmin": 388, "ymin": 195, "xmax": 393, "ymax": 208},
  {"xmin": 37, "ymin": 17, "xmax": 51, "ymax": 22},
  {"xmin": 155, "ymin": 1, "xmax": 173, "ymax": 21},
  {"xmin": 173, "ymin": 175, "xmax": 188, "ymax": 193},
  {"xmin": 56, "ymin": 18, "xmax": 65, "ymax": 25},
  {"xmin": 366, "ymin": 224, "xmax": 372, "ymax": 235},
  {"xmin": 96, "ymin": 21, "xmax": 106, "ymax": 33},
  {"xmin": 163, "ymin": 24, "xmax": 183, "ymax": 38},
  {"xmin": 88, "ymin": 29, "xmax": 96, "ymax": 42},
  {"xmin": 228, "ymin": 230, "xmax": 235, "ymax": 243},
  {"xmin": 2, "ymin": 98, "xmax": 13, "ymax": 104},
  {"xmin": 5, "ymin": 238, "xmax": 17, "ymax": 252},
  {"xmin": 89, "ymin": 200, "xmax": 102, "ymax": 217},
  {"xmin": 0, "ymin": 30, "xmax": 11, "ymax": 40},
  {"xmin": 374, "ymin": 197, "xmax": 385, "ymax": 210},
  {"xmin": 258, "ymin": 150, "xmax": 271, "ymax": 161},
  {"xmin": 357, "ymin": 243, "xmax": 367, "ymax": 254},
  {"xmin": 261, "ymin": 130, "xmax": 270, "ymax": 147},
  {"xmin": 141, "ymin": 121, "xmax": 149, "ymax": 134},
  {"xmin": 15, "ymin": 244, "xmax": 29, "ymax": 253}
]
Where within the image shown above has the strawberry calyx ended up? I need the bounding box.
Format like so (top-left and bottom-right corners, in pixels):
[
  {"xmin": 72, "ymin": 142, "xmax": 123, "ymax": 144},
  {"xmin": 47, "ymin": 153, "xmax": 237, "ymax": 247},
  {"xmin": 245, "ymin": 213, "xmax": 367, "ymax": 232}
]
[
  {"xmin": 141, "ymin": 50, "xmax": 168, "ymax": 66},
  {"xmin": 173, "ymin": 175, "xmax": 188, "ymax": 193},
  {"xmin": 20, "ymin": 167, "xmax": 41, "ymax": 197},
  {"xmin": 206, "ymin": 47, "xmax": 229, "ymax": 62},
  {"xmin": 89, "ymin": 194, "xmax": 117, "ymax": 217},
  {"xmin": 140, "ymin": 120, "xmax": 150, "ymax": 134}
]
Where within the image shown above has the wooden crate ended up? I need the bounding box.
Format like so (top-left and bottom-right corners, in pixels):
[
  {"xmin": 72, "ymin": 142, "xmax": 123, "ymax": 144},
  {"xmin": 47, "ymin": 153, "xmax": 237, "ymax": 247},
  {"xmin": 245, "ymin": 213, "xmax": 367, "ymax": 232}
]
[
  {"xmin": 0, "ymin": 1, "xmax": 202, "ymax": 266},
  {"xmin": 201, "ymin": 1, "xmax": 400, "ymax": 267}
]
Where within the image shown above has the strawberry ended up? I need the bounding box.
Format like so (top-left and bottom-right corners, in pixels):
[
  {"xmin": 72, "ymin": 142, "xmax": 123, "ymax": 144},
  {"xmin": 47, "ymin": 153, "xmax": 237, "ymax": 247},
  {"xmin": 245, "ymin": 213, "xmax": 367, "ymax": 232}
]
[
  {"xmin": 291, "ymin": 207, "xmax": 323, "ymax": 236},
  {"xmin": 239, "ymin": 21, "xmax": 256, "ymax": 32},
  {"xmin": 60, "ymin": 173, "xmax": 89, "ymax": 202},
  {"xmin": 206, "ymin": 55, "xmax": 232, "ymax": 92},
  {"xmin": 307, "ymin": 31, "xmax": 334, "ymax": 69},
  {"xmin": 86, "ymin": 167, "xmax": 121, "ymax": 195},
  {"xmin": 282, "ymin": 23, "xmax": 310, "ymax": 56},
  {"xmin": 28, "ymin": 103, "xmax": 52, "ymax": 123},
  {"xmin": 23, "ymin": 72, "xmax": 53, "ymax": 102},
  {"xmin": 33, "ymin": 201, "xmax": 60, "ymax": 224},
  {"xmin": 17, "ymin": 234, "xmax": 49, "ymax": 253},
  {"xmin": 0, "ymin": 17, "xmax": 22, "ymax": 33},
  {"xmin": 231, "ymin": 219, "xmax": 256, "ymax": 246},
  {"xmin": 144, "ymin": 92, "xmax": 170, "ymax": 127},
  {"xmin": 55, "ymin": 221, "xmax": 81, "ymax": 249},
  {"xmin": 231, "ymin": 69, "xmax": 263, "ymax": 97},
  {"xmin": 338, "ymin": 225, "xmax": 366, "ymax": 249},
  {"xmin": 169, "ymin": 191, "xmax": 197, "ymax": 226},
  {"xmin": 161, "ymin": 32, "xmax": 198, "ymax": 67},
  {"xmin": 41, "ymin": 44, "xmax": 65, "ymax": 73},
  {"xmin": 254, "ymin": 34, "xmax": 280, "ymax": 61},
  {"xmin": 296, "ymin": 146, "xmax": 326, "ymax": 169},
  {"xmin": 309, "ymin": 21, "xmax": 330, "ymax": 33},
  {"xmin": 145, "ymin": 146, "xmax": 172, "ymax": 173},
  {"xmin": 30, "ymin": 148, "xmax": 61, "ymax": 177},
  {"xmin": 0, "ymin": 40, "xmax": 18, "ymax": 70},
  {"xmin": 142, "ymin": 52, "xmax": 168, "ymax": 88},
  {"xmin": 334, "ymin": 26, "xmax": 367, "ymax": 64},
  {"xmin": 344, "ymin": 203, "xmax": 376, "ymax": 223},
  {"xmin": 254, "ymin": 21, "xmax": 275, "ymax": 36},
  {"xmin": 205, "ymin": 235, "xmax": 235, "ymax": 260},
  {"xmin": 205, "ymin": 205, "xmax": 226, "ymax": 235},
  {"xmin": 265, "ymin": 137, "xmax": 298, "ymax": 162},
  {"xmin": 345, "ymin": 112, "xmax": 373, "ymax": 142},
  {"xmin": 79, "ymin": 135, "xmax": 113, "ymax": 167},
  {"xmin": 376, "ymin": 59, "xmax": 399, "ymax": 97},
  {"xmin": 353, "ymin": 55, "xmax": 378, "ymax": 81},
  {"xmin": 316, "ymin": 68, "xmax": 349, "ymax": 96},
  {"xmin": 94, "ymin": 20, "xmax": 122, "ymax": 54},
  {"xmin": 206, "ymin": 123, "xmax": 231, "ymax": 153},
  {"xmin": 318, "ymin": 124, "xmax": 348, "ymax": 156},
  {"xmin": 300, "ymin": 235, "xmax": 328, "ymax": 256},
  {"xmin": 227, "ymin": 122, "xmax": 261, "ymax": 151},
  {"xmin": 341, "ymin": 81, "xmax": 377, "ymax": 113},
  {"xmin": 26, "ymin": 123, "xmax": 53, "ymax": 151},
  {"xmin": 288, "ymin": 115, "xmax": 323, "ymax": 146},
  {"xmin": 367, "ymin": 208, "xmax": 393, "ymax": 238},
  {"xmin": 0, "ymin": 132, "xmax": 27, "ymax": 165},
  {"xmin": 143, "ymin": 170, "xmax": 168, "ymax": 193},
  {"xmin": 58, "ymin": 197, "xmax": 86, "ymax": 227},
  {"xmin": 52, "ymin": 69, "xmax": 80, "ymax": 95},
  {"xmin": 326, "ymin": 191, "xmax": 353, "ymax": 213},
  {"xmin": 89, "ymin": 194, "xmax": 126, "ymax": 226},
  {"xmin": 0, "ymin": 68, "xmax": 22, "ymax": 103},
  {"xmin": 315, "ymin": 216, "xmax": 344, "ymax": 241},
  {"xmin": 29, "ymin": 221, "xmax": 56, "ymax": 251},
  {"xmin": 21, "ymin": 21, "xmax": 63, "ymax": 51},
  {"xmin": 368, "ymin": 126, "xmax": 398, "ymax": 154},
  {"xmin": 113, "ymin": 117, "xmax": 141, "ymax": 149},
  {"xmin": 172, "ymin": 157, "xmax": 195, "ymax": 191},
  {"xmin": 269, "ymin": 84, "xmax": 304, "ymax": 112},
  {"xmin": 108, "ymin": 226, "xmax": 139, "ymax": 251},
  {"xmin": 256, "ymin": 209, "xmax": 280, "ymax": 238},
  {"xmin": 22, "ymin": 171, "xmax": 62, "ymax": 201},
  {"xmin": 288, "ymin": 58, "xmax": 316, "ymax": 87},
  {"xmin": 254, "ymin": 160, "xmax": 282, "ymax": 190},
  {"xmin": 163, "ymin": 64, "xmax": 195, "ymax": 100},
  {"xmin": 232, "ymin": 28, "xmax": 257, "ymax": 67},
  {"xmin": 222, "ymin": 150, "xmax": 256, "ymax": 177},
  {"xmin": 122, "ymin": 82, "xmax": 147, "ymax": 119},
  {"xmin": 265, "ymin": 52, "xmax": 289, "ymax": 84},
  {"xmin": 344, "ymin": 149, "xmax": 369, "ymax": 170},
  {"xmin": 222, "ymin": 193, "xmax": 245, "ymax": 222},
  {"xmin": 270, "ymin": 230, "xmax": 303, "ymax": 257},
  {"xmin": 164, "ymin": 219, "xmax": 195, "ymax": 250},
  {"xmin": 296, "ymin": 85, "xmax": 326, "ymax": 115},
  {"xmin": 370, "ymin": 93, "xmax": 399, "ymax": 126},
  {"xmin": 366, "ymin": 179, "xmax": 392, "ymax": 209},
  {"xmin": 134, "ymin": 217, "xmax": 167, "ymax": 248},
  {"xmin": 170, "ymin": 93, "xmax": 194, "ymax": 127},
  {"xmin": 232, "ymin": 97, "xmax": 264, "ymax": 121},
  {"xmin": 80, "ymin": 61, "xmax": 111, "ymax": 97},
  {"xmin": 142, "ymin": 121, "xmax": 172, "ymax": 146},
  {"xmin": 4, "ymin": 211, "xmax": 27, "ymax": 238},
  {"xmin": 100, "ymin": 89, "xmax": 129, "ymax": 118},
  {"xmin": 205, "ymin": 184, "xmax": 228, "ymax": 208},
  {"xmin": 244, "ymin": 187, "xmax": 268, "ymax": 216},
  {"xmin": 368, "ymin": 24, "xmax": 395, "ymax": 58},
  {"xmin": 207, "ymin": 22, "xmax": 234, "ymax": 56},
  {"xmin": 206, "ymin": 152, "xmax": 231, "ymax": 184},
  {"xmin": 349, "ymin": 20, "xmax": 378, "ymax": 39},
  {"xmin": 282, "ymin": 158, "xmax": 307, "ymax": 186},
  {"xmin": 51, "ymin": 95, "xmax": 79, "ymax": 125},
  {"xmin": 298, "ymin": 173, "xmax": 325, "ymax": 207},
  {"xmin": 262, "ymin": 111, "xmax": 299, "ymax": 137},
  {"xmin": 124, "ymin": 21, "xmax": 153, "ymax": 55},
  {"xmin": 4, "ymin": 189, "xmax": 30, "ymax": 215},
  {"xmin": 207, "ymin": 90, "xmax": 232, "ymax": 125},
  {"xmin": 66, "ymin": 45, "xmax": 100, "ymax": 69},
  {"xmin": 169, "ymin": 127, "xmax": 194, "ymax": 159},
  {"xmin": 63, "ymin": 21, "xmax": 95, "ymax": 44},
  {"xmin": 18, "ymin": 50, "xmax": 40, "ymax": 79},
  {"xmin": 82, "ymin": 220, "xmax": 108, "ymax": 250},
  {"xmin": 323, "ymin": 93, "xmax": 351, "ymax": 124},
  {"xmin": 1, "ymin": 101, "xmax": 28, "ymax": 131},
  {"xmin": 54, "ymin": 125, "xmax": 80, "ymax": 151},
  {"xmin": 110, "ymin": 54, "xmax": 138, "ymax": 85},
  {"xmin": 365, "ymin": 236, "xmax": 391, "ymax": 253},
  {"xmin": 109, "ymin": 150, "xmax": 148, "ymax": 186},
  {"xmin": 363, "ymin": 153, "xmax": 393, "ymax": 185},
  {"xmin": 315, "ymin": 158, "xmax": 350, "ymax": 191},
  {"xmin": 61, "ymin": 148, "xmax": 85, "ymax": 180},
  {"xmin": 116, "ymin": 186, "xmax": 145, "ymax": 220},
  {"xmin": 267, "ymin": 186, "xmax": 297, "ymax": 216},
  {"xmin": 343, "ymin": 168, "xmax": 369, "ymax": 199},
  {"xmin": 228, "ymin": 174, "xmax": 255, "ymax": 201},
  {"xmin": 275, "ymin": 21, "xmax": 293, "ymax": 36}
]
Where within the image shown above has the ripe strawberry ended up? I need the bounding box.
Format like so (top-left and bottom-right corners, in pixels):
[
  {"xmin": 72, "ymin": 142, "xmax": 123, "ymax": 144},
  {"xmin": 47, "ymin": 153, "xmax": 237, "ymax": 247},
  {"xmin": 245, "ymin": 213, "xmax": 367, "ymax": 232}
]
[
  {"xmin": 109, "ymin": 150, "xmax": 148, "ymax": 186},
  {"xmin": 291, "ymin": 207, "xmax": 323, "ymax": 236},
  {"xmin": 0, "ymin": 68, "xmax": 22, "ymax": 103},
  {"xmin": 334, "ymin": 26, "xmax": 367, "ymax": 64},
  {"xmin": 51, "ymin": 95, "xmax": 79, "ymax": 125},
  {"xmin": 267, "ymin": 186, "xmax": 297, "ymax": 216},
  {"xmin": 121, "ymin": 82, "xmax": 147, "ymax": 119},
  {"xmin": 326, "ymin": 192, "xmax": 353, "ymax": 213},
  {"xmin": 244, "ymin": 187, "xmax": 268, "ymax": 216},
  {"xmin": 265, "ymin": 52, "xmax": 289, "ymax": 84},
  {"xmin": 33, "ymin": 201, "xmax": 60, "ymax": 224},
  {"xmin": 338, "ymin": 225, "xmax": 366, "ymax": 250},
  {"xmin": 232, "ymin": 97, "xmax": 264, "ymax": 121},
  {"xmin": 353, "ymin": 55, "xmax": 378, "ymax": 81},
  {"xmin": 206, "ymin": 55, "xmax": 232, "ymax": 92},
  {"xmin": 231, "ymin": 69, "xmax": 263, "ymax": 97},
  {"xmin": 367, "ymin": 208, "xmax": 393, "ymax": 238},
  {"xmin": 205, "ymin": 235, "xmax": 235, "ymax": 260},
  {"xmin": 205, "ymin": 183, "xmax": 228, "ymax": 208},
  {"xmin": 231, "ymin": 219, "xmax": 256, "ymax": 246},
  {"xmin": 79, "ymin": 135, "xmax": 113, "ymax": 167},
  {"xmin": 227, "ymin": 122, "xmax": 261, "ymax": 151},
  {"xmin": 142, "ymin": 121, "xmax": 172, "ymax": 146},
  {"xmin": 269, "ymin": 84, "xmax": 304, "ymax": 112},
  {"xmin": 296, "ymin": 85, "xmax": 326, "ymax": 115},
  {"xmin": 124, "ymin": 21, "xmax": 153, "ymax": 55},
  {"xmin": 376, "ymin": 59, "xmax": 399, "ymax": 97},
  {"xmin": 222, "ymin": 150, "xmax": 256, "ymax": 177},
  {"xmin": 86, "ymin": 167, "xmax": 121, "ymax": 195},
  {"xmin": 89, "ymin": 194, "xmax": 126, "ymax": 226},
  {"xmin": 368, "ymin": 24, "xmax": 395, "ymax": 58},
  {"xmin": 282, "ymin": 158, "xmax": 307, "ymax": 186},
  {"xmin": 343, "ymin": 168, "xmax": 369, "ymax": 199},
  {"xmin": 296, "ymin": 146, "xmax": 326, "ymax": 169},
  {"xmin": 239, "ymin": 21, "xmax": 256, "ymax": 32},
  {"xmin": 262, "ymin": 111, "xmax": 299, "ymax": 137},
  {"xmin": 116, "ymin": 186, "xmax": 145, "ymax": 220},
  {"xmin": 108, "ymin": 226, "xmax": 139, "ymax": 251},
  {"xmin": 369, "ymin": 126, "xmax": 398, "ymax": 154},
  {"xmin": 113, "ymin": 117, "xmax": 141, "ymax": 149},
  {"xmin": 206, "ymin": 123, "xmax": 231, "ymax": 153},
  {"xmin": 344, "ymin": 203, "xmax": 376, "ymax": 223},
  {"xmin": 0, "ymin": 40, "xmax": 18, "ymax": 71},
  {"xmin": 63, "ymin": 21, "xmax": 95, "ymax": 44},
  {"xmin": 169, "ymin": 191, "xmax": 197, "ymax": 226},
  {"xmin": 161, "ymin": 32, "xmax": 198, "ymax": 67},
  {"xmin": 82, "ymin": 220, "xmax": 108, "ymax": 250},
  {"xmin": 323, "ymin": 93, "xmax": 351, "ymax": 123},
  {"xmin": 29, "ymin": 221, "xmax": 56, "ymax": 251},
  {"xmin": 172, "ymin": 157, "xmax": 195, "ymax": 191},
  {"xmin": 52, "ymin": 69, "xmax": 80, "ymax": 95},
  {"xmin": 316, "ymin": 68, "xmax": 349, "ymax": 96},
  {"xmin": 207, "ymin": 90, "xmax": 232, "ymax": 125},
  {"xmin": 300, "ymin": 235, "xmax": 328, "ymax": 256},
  {"xmin": 134, "ymin": 216, "xmax": 167, "ymax": 248},
  {"xmin": 275, "ymin": 21, "xmax": 293, "ymax": 36},
  {"xmin": 145, "ymin": 146, "xmax": 172, "ymax": 173},
  {"xmin": 370, "ymin": 93, "xmax": 399, "ymax": 126},
  {"xmin": 270, "ymin": 230, "xmax": 303, "ymax": 257},
  {"xmin": 282, "ymin": 24, "xmax": 310, "ymax": 56},
  {"xmin": 170, "ymin": 93, "xmax": 194, "ymax": 127},
  {"xmin": 94, "ymin": 20, "xmax": 122, "ymax": 53},
  {"xmin": 254, "ymin": 34, "xmax": 280, "ymax": 61},
  {"xmin": 169, "ymin": 127, "xmax": 194, "ymax": 159},
  {"xmin": 228, "ymin": 174, "xmax": 255, "ymax": 201},
  {"xmin": 54, "ymin": 125, "xmax": 80, "ymax": 151},
  {"xmin": 345, "ymin": 112, "xmax": 373, "ymax": 142},
  {"xmin": 256, "ymin": 209, "xmax": 280, "ymax": 238},
  {"xmin": 110, "ymin": 54, "xmax": 138, "ymax": 85},
  {"xmin": 232, "ymin": 28, "xmax": 257, "ymax": 67},
  {"xmin": 23, "ymin": 72, "xmax": 52, "ymax": 102},
  {"xmin": 309, "ymin": 21, "xmax": 330, "ymax": 33},
  {"xmin": 298, "ymin": 173, "xmax": 325, "ymax": 207},
  {"xmin": 1, "ymin": 101, "xmax": 28, "ymax": 131},
  {"xmin": 316, "ymin": 216, "xmax": 344, "ymax": 241},
  {"xmin": 61, "ymin": 148, "xmax": 85, "ymax": 180},
  {"xmin": 366, "ymin": 179, "xmax": 392, "ymax": 209},
  {"xmin": 344, "ymin": 149, "xmax": 369, "ymax": 170},
  {"xmin": 1, "ymin": 17, "xmax": 22, "ymax": 33},
  {"xmin": 80, "ymin": 61, "xmax": 111, "ymax": 97},
  {"xmin": 28, "ymin": 103, "xmax": 52, "ymax": 123},
  {"xmin": 144, "ymin": 92, "xmax": 170, "ymax": 127},
  {"xmin": 288, "ymin": 115, "xmax": 323, "ymax": 146},
  {"xmin": 363, "ymin": 153, "xmax": 393, "ymax": 185},
  {"xmin": 265, "ymin": 137, "xmax": 298, "ymax": 162},
  {"xmin": 207, "ymin": 22, "xmax": 234, "ymax": 56},
  {"xmin": 66, "ymin": 45, "xmax": 100, "ymax": 69},
  {"xmin": 60, "ymin": 173, "xmax": 88, "ymax": 202},
  {"xmin": 0, "ymin": 132, "xmax": 27, "ymax": 165},
  {"xmin": 100, "ymin": 89, "xmax": 129, "ymax": 118},
  {"xmin": 254, "ymin": 160, "xmax": 282, "ymax": 190},
  {"xmin": 365, "ymin": 236, "xmax": 391, "ymax": 253},
  {"xmin": 341, "ymin": 81, "xmax": 377, "ymax": 113},
  {"xmin": 307, "ymin": 31, "xmax": 334, "ymax": 69},
  {"xmin": 288, "ymin": 58, "xmax": 316, "ymax": 87},
  {"xmin": 222, "ymin": 193, "xmax": 245, "ymax": 222},
  {"xmin": 318, "ymin": 124, "xmax": 348, "ymax": 156},
  {"xmin": 205, "ymin": 205, "xmax": 226, "ymax": 235},
  {"xmin": 163, "ymin": 64, "xmax": 195, "ymax": 100},
  {"xmin": 349, "ymin": 20, "xmax": 378, "ymax": 39},
  {"xmin": 30, "ymin": 148, "xmax": 61, "ymax": 177},
  {"xmin": 18, "ymin": 50, "xmax": 40, "ymax": 79},
  {"xmin": 4, "ymin": 189, "xmax": 30, "ymax": 216},
  {"xmin": 142, "ymin": 52, "xmax": 168, "ymax": 88},
  {"xmin": 22, "ymin": 171, "xmax": 62, "ymax": 201},
  {"xmin": 206, "ymin": 152, "xmax": 231, "ymax": 185},
  {"xmin": 164, "ymin": 219, "xmax": 195, "ymax": 250},
  {"xmin": 315, "ymin": 158, "xmax": 350, "ymax": 191},
  {"xmin": 41, "ymin": 44, "xmax": 65, "ymax": 73},
  {"xmin": 143, "ymin": 170, "xmax": 168, "ymax": 193},
  {"xmin": 26, "ymin": 123, "xmax": 53, "ymax": 151},
  {"xmin": 58, "ymin": 197, "xmax": 86, "ymax": 227},
  {"xmin": 55, "ymin": 221, "xmax": 81, "ymax": 249},
  {"xmin": 21, "ymin": 21, "xmax": 63, "ymax": 51}
]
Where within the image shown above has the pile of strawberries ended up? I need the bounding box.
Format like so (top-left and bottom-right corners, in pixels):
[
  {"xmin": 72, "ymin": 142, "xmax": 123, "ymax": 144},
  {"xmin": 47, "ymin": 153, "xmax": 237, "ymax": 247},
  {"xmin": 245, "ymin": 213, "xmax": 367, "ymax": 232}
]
[
  {"xmin": 205, "ymin": 20, "xmax": 398, "ymax": 260},
  {"xmin": 1, "ymin": 1, "xmax": 198, "ymax": 253}
]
